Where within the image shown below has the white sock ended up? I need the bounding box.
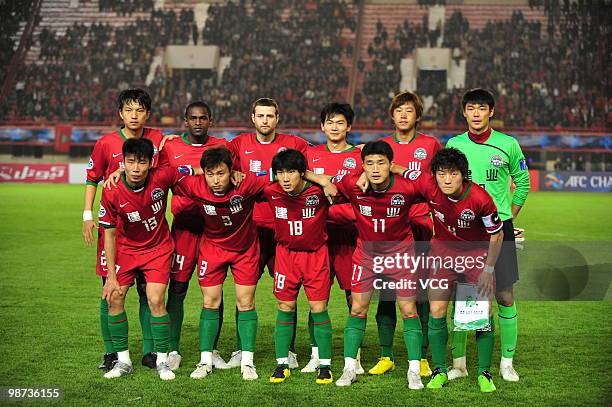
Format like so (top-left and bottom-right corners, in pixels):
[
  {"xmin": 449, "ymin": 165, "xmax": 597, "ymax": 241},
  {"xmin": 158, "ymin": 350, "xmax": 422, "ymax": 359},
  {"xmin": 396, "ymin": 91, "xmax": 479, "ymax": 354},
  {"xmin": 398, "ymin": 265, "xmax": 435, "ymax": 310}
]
[
  {"xmin": 311, "ymin": 346, "xmax": 319, "ymax": 359},
  {"xmin": 200, "ymin": 351, "xmax": 213, "ymax": 366},
  {"xmin": 453, "ymin": 356, "xmax": 467, "ymax": 369},
  {"xmin": 241, "ymin": 351, "xmax": 254, "ymax": 367},
  {"xmin": 409, "ymin": 359, "xmax": 420, "ymax": 374},
  {"xmin": 500, "ymin": 356, "xmax": 514, "ymax": 368},
  {"xmin": 277, "ymin": 357, "xmax": 289, "ymax": 366},
  {"xmin": 320, "ymin": 358, "xmax": 331, "ymax": 366},
  {"xmin": 156, "ymin": 352, "xmax": 168, "ymax": 365},
  {"xmin": 344, "ymin": 357, "xmax": 356, "ymax": 370},
  {"xmin": 356, "ymin": 348, "xmax": 362, "ymax": 361},
  {"xmin": 117, "ymin": 350, "xmax": 131, "ymax": 365}
]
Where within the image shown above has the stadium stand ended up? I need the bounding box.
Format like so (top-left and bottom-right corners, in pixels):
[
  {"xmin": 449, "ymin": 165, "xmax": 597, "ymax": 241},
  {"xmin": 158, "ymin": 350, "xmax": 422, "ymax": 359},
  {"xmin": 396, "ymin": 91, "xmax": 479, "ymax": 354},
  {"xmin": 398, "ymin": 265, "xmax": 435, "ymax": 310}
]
[{"xmin": 0, "ymin": 0, "xmax": 609, "ymax": 130}]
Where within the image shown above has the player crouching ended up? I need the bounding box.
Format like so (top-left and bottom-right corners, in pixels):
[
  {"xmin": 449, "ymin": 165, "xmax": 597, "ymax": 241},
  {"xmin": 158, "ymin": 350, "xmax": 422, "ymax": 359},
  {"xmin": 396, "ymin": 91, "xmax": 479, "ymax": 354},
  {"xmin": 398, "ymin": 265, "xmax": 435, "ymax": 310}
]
[
  {"xmin": 394, "ymin": 148, "xmax": 504, "ymax": 392},
  {"xmin": 100, "ymin": 138, "xmax": 191, "ymax": 381},
  {"xmin": 266, "ymin": 150, "xmax": 335, "ymax": 384}
]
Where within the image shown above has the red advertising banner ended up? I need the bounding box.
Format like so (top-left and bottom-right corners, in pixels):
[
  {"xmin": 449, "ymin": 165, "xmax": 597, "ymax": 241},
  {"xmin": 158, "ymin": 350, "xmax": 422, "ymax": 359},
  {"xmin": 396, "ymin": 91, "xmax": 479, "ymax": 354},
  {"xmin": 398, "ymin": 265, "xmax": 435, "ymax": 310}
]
[{"xmin": 0, "ymin": 163, "xmax": 69, "ymax": 183}]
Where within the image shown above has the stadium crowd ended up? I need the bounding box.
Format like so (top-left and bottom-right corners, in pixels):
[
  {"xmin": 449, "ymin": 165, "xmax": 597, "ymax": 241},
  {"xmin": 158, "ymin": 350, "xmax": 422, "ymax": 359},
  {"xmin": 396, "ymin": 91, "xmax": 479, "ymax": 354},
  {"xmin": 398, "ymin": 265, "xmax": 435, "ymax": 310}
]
[
  {"xmin": 0, "ymin": 2, "xmax": 609, "ymax": 129},
  {"xmin": 0, "ymin": 1, "xmax": 34, "ymax": 84}
]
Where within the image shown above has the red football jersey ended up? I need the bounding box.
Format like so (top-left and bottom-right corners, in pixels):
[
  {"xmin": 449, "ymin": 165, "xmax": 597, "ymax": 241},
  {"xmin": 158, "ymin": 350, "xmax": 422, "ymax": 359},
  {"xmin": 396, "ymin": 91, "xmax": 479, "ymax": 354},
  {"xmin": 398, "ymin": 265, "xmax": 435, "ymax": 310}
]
[
  {"xmin": 158, "ymin": 133, "xmax": 228, "ymax": 217},
  {"xmin": 381, "ymin": 132, "xmax": 442, "ymax": 218},
  {"xmin": 307, "ymin": 144, "xmax": 361, "ymax": 225},
  {"xmin": 263, "ymin": 182, "xmax": 329, "ymax": 251},
  {"xmin": 229, "ymin": 133, "xmax": 308, "ymax": 227},
  {"xmin": 172, "ymin": 173, "xmax": 270, "ymax": 251},
  {"xmin": 333, "ymin": 172, "xmax": 421, "ymax": 243},
  {"xmin": 412, "ymin": 174, "xmax": 503, "ymax": 243},
  {"xmin": 86, "ymin": 127, "xmax": 164, "ymax": 185},
  {"xmin": 98, "ymin": 167, "xmax": 183, "ymax": 255}
]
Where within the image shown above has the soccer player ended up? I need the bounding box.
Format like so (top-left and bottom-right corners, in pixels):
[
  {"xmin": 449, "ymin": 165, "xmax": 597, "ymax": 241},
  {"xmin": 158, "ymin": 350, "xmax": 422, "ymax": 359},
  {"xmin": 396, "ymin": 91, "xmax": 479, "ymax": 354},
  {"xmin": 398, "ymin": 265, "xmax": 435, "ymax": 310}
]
[
  {"xmin": 372, "ymin": 91, "xmax": 442, "ymax": 377},
  {"xmin": 446, "ymin": 88, "xmax": 530, "ymax": 382},
  {"xmin": 392, "ymin": 148, "xmax": 504, "ymax": 392},
  {"xmin": 328, "ymin": 141, "xmax": 425, "ymax": 389},
  {"xmin": 228, "ymin": 98, "xmax": 308, "ymax": 368},
  {"xmin": 265, "ymin": 150, "xmax": 334, "ymax": 385},
  {"xmin": 157, "ymin": 101, "xmax": 229, "ymax": 370},
  {"xmin": 82, "ymin": 89, "xmax": 163, "ymax": 371},
  {"xmin": 170, "ymin": 147, "xmax": 268, "ymax": 381},
  {"xmin": 302, "ymin": 103, "xmax": 364, "ymax": 374},
  {"xmin": 99, "ymin": 138, "xmax": 186, "ymax": 381}
]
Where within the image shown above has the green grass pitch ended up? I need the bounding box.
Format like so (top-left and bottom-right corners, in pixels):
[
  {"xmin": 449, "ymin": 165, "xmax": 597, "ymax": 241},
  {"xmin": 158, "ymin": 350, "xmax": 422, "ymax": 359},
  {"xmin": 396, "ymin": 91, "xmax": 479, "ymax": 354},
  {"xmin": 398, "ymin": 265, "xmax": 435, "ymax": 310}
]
[{"xmin": 0, "ymin": 185, "xmax": 610, "ymax": 406}]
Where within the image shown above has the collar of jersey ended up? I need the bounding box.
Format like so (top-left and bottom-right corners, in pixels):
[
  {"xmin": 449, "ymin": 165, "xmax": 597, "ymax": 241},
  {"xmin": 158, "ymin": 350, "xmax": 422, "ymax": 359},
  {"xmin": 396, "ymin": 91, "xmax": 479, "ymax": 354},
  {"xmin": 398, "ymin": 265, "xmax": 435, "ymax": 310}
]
[
  {"xmin": 447, "ymin": 182, "xmax": 471, "ymax": 202},
  {"xmin": 119, "ymin": 127, "xmax": 145, "ymax": 140},
  {"xmin": 182, "ymin": 132, "xmax": 207, "ymax": 146},
  {"xmin": 326, "ymin": 144, "xmax": 356, "ymax": 153},
  {"xmin": 371, "ymin": 174, "xmax": 394, "ymax": 193},
  {"xmin": 393, "ymin": 131, "xmax": 417, "ymax": 144},
  {"xmin": 121, "ymin": 172, "xmax": 146, "ymax": 192}
]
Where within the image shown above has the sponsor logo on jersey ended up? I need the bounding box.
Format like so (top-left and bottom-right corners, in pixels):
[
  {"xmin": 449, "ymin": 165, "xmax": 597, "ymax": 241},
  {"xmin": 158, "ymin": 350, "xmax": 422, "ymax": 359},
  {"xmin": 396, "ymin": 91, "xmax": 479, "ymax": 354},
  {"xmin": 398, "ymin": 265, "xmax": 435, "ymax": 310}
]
[
  {"xmin": 343, "ymin": 157, "xmax": 357, "ymax": 169},
  {"xmin": 414, "ymin": 148, "xmax": 427, "ymax": 160},
  {"xmin": 457, "ymin": 219, "xmax": 471, "ymax": 228},
  {"xmin": 98, "ymin": 205, "xmax": 106, "ymax": 217},
  {"xmin": 386, "ymin": 207, "xmax": 400, "ymax": 217},
  {"xmin": 519, "ymin": 159, "xmax": 528, "ymax": 171},
  {"xmin": 127, "ymin": 211, "xmax": 141, "ymax": 222},
  {"xmin": 391, "ymin": 194, "xmax": 405, "ymax": 206},
  {"xmin": 151, "ymin": 200, "xmax": 163, "ymax": 214},
  {"xmin": 151, "ymin": 188, "xmax": 164, "ymax": 201},
  {"xmin": 305, "ymin": 195, "xmax": 320, "ymax": 206},
  {"xmin": 459, "ymin": 209, "xmax": 476, "ymax": 221},
  {"xmin": 203, "ymin": 205, "xmax": 217, "ymax": 215},
  {"xmin": 249, "ymin": 160, "xmax": 262, "ymax": 173},
  {"xmin": 275, "ymin": 206, "xmax": 288, "ymax": 219},
  {"xmin": 87, "ymin": 158, "xmax": 94, "ymax": 170},
  {"xmin": 313, "ymin": 167, "xmax": 324, "ymax": 174},
  {"xmin": 359, "ymin": 205, "xmax": 372, "ymax": 216},
  {"xmin": 302, "ymin": 207, "xmax": 316, "ymax": 219},
  {"xmin": 408, "ymin": 170, "xmax": 421, "ymax": 180},
  {"xmin": 490, "ymin": 155, "xmax": 504, "ymax": 167}
]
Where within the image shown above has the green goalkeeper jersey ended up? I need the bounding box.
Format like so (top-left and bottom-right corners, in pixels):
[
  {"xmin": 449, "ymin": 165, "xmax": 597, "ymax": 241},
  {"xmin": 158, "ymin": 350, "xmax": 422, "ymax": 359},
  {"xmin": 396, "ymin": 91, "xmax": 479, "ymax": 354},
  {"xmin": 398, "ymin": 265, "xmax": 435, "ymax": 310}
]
[{"xmin": 446, "ymin": 129, "xmax": 530, "ymax": 221}]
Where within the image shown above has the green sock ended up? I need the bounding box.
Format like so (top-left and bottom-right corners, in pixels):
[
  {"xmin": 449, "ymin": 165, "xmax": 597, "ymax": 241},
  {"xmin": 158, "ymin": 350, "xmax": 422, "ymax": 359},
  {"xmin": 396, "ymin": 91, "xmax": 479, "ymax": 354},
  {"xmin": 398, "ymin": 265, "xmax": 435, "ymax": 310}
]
[
  {"xmin": 214, "ymin": 297, "xmax": 224, "ymax": 350},
  {"xmin": 428, "ymin": 315, "xmax": 448, "ymax": 372},
  {"xmin": 417, "ymin": 301, "xmax": 430, "ymax": 359},
  {"xmin": 451, "ymin": 330, "xmax": 467, "ymax": 359},
  {"xmin": 375, "ymin": 301, "xmax": 396, "ymax": 358},
  {"xmin": 275, "ymin": 310, "xmax": 295, "ymax": 360},
  {"xmin": 237, "ymin": 309, "xmax": 257, "ymax": 352},
  {"xmin": 402, "ymin": 316, "xmax": 423, "ymax": 361},
  {"xmin": 311, "ymin": 310, "xmax": 332, "ymax": 365},
  {"xmin": 234, "ymin": 305, "xmax": 242, "ymax": 351},
  {"xmin": 344, "ymin": 314, "xmax": 366, "ymax": 358},
  {"xmin": 108, "ymin": 311, "xmax": 129, "ymax": 353},
  {"xmin": 308, "ymin": 311, "xmax": 317, "ymax": 347},
  {"xmin": 498, "ymin": 303, "xmax": 518, "ymax": 358},
  {"xmin": 139, "ymin": 295, "xmax": 154, "ymax": 354},
  {"xmin": 100, "ymin": 299, "xmax": 114, "ymax": 353},
  {"xmin": 289, "ymin": 307, "xmax": 297, "ymax": 353},
  {"xmin": 150, "ymin": 314, "xmax": 171, "ymax": 353},
  {"xmin": 476, "ymin": 317, "xmax": 495, "ymax": 374},
  {"xmin": 166, "ymin": 291, "xmax": 185, "ymax": 352},
  {"xmin": 199, "ymin": 308, "xmax": 220, "ymax": 352}
]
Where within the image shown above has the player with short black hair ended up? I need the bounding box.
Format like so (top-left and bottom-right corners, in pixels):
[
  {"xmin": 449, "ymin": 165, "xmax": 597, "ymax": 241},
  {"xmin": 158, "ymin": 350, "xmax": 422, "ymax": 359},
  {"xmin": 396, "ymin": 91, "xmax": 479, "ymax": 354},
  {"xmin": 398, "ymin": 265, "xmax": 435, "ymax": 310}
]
[
  {"xmin": 446, "ymin": 88, "xmax": 530, "ymax": 382},
  {"xmin": 83, "ymin": 88, "xmax": 164, "ymax": 372},
  {"xmin": 266, "ymin": 149, "xmax": 335, "ymax": 385},
  {"xmin": 302, "ymin": 103, "xmax": 363, "ymax": 374},
  {"xmin": 157, "ymin": 101, "xmax": 229, "ymax": 371},
  {"xmin": 99, "ymin": 138, "xmax": 190, "ymax": 381}
]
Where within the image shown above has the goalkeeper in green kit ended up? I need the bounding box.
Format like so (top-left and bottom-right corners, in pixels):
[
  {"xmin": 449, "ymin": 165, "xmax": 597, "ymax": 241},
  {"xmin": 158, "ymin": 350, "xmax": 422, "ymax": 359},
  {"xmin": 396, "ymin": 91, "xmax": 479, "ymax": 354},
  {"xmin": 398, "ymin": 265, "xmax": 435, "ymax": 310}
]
[{"xmin": 446, "ymin": 89, "xmax": 530, "ymax": 382}]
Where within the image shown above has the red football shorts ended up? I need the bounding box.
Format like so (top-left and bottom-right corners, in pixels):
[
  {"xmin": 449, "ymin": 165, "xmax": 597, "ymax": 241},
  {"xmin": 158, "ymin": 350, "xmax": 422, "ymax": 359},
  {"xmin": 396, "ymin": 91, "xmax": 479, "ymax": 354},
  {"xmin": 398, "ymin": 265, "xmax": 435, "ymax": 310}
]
[
  {"xmin": 273, "ymin": 244, "xmax": 331, "ymax": 302},
  {"xmin": 350, "ymin": 240, "xmax": 418, "ymax": 298},
  {"xmin": 96, "ymin": 228, "xmax": 108, "ymax": 277},
  {"xmin": 327, "ymin": 223, "xmax": 357, "ymax": 290},
  {"xmin": 115, "ymin": 245, "xmax": 173, "ymax": 287},
  {"xmin": 170, "ymin": 224, "xmax": 203, "ymax": 283},
  {"xmin": 197, "ymin": 239, "xmax": 260, "ymax": 287}
]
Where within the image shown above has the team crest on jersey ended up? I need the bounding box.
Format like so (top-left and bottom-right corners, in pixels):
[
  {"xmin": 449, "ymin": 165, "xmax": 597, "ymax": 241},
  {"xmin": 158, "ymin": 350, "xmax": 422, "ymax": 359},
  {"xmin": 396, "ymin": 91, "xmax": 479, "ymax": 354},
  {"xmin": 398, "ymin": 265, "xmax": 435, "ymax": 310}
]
[
  {"xmin": 98, "ymin": 205, "xmax": 106, "ymax": 218},
  {"xmin": 343, "ymin": 157, "xmax": 357, "ymax": 169},
  {"xmin": 414, "ymin": 148, "xmax": 427, "ymax": 160},
  {"xmin": 305, "ymin": 195, "xmax": 319, "ymax": 206},
  {"xmin": 459, "ymin": 209, "xmax": 476, "ymax": 221},
  {"xmin": 230, "ymin": 195, "xmax": 244, "ymax": 206},
  {"xmin": 151, "ymin": 188, "xmax": 164, "ymax": 201},
  {"xmin": 391, "ymin": 194, "xmax": 405, "ymax": 206},
  {"xmin": 408, "ymin": 170, "xmax": 421, "ymax": 180},
  {"xmin": 87, "ymin": 158, "xmax": 94, "ymax": 170},
  {"xmin": 490, "ymin": 155, "xmax": 504, "ymax": 167}
]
